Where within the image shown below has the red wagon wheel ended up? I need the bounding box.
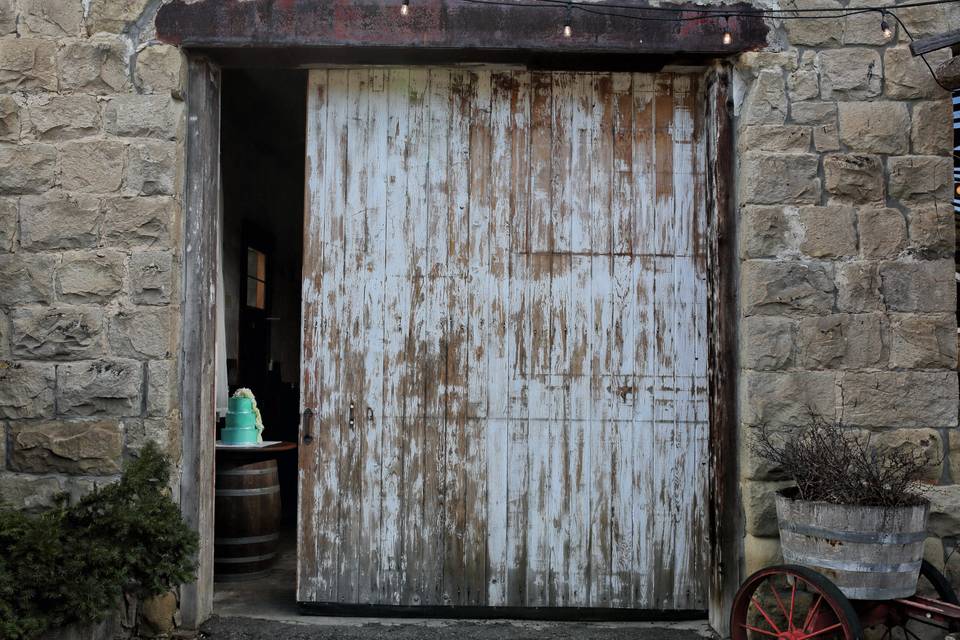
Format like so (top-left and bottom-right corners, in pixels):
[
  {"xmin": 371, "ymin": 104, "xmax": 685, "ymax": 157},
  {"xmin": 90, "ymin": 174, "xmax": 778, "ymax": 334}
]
[{"xmin": 731, "ymin": 565, "xmax": 863, "ymax": 640}]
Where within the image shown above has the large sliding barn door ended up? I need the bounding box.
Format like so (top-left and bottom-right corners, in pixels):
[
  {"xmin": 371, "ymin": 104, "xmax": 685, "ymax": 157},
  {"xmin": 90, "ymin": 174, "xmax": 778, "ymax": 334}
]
[{"xmin": 298, "ymin": 68, "xmax": 708, "ymax": 611}]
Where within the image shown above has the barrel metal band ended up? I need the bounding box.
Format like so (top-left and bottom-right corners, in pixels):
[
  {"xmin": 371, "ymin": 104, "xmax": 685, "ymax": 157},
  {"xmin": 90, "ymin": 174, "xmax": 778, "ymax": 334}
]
[
  {"xmin": 783, "ymin": 550, "xmax": 921, "ymax": 573},
  {"xmin": 215, "ymin": 486, "xmax": 280, "ymax": 497},
  {"xmin": 214, "ymin": 552, "xmax": 278, "ymax": 563},
  {"xmin": 781, "ymin": 522, "xmax": 927, "ymax": 545},
  {"xmin": 214, "ymin": 533, "xmax": 280, "ymax": 545},
  {"xmin": 217, "ymin": 467, "xmax": 274, "ymax": 477}
]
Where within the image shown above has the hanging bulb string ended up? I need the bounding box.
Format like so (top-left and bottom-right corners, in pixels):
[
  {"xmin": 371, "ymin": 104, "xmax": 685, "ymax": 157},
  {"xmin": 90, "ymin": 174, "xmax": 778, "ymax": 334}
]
[{"xmin": 878, "ymin": 8, "xmax": 952, "ymax": 92}]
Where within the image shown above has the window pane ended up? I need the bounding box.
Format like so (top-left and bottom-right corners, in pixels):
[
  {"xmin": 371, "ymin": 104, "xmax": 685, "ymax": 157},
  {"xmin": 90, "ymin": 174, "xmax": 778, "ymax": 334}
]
[
  {"xmin": 246, "ymin": 276, "xmax": 263, "ymax": 309},
  {"xmin": 247, "ymin": 248, "xmax": 266, "ymax": 280},
  {"xmin": 256, "ymin": 280, "xmax": 266, "ymax": 309}
]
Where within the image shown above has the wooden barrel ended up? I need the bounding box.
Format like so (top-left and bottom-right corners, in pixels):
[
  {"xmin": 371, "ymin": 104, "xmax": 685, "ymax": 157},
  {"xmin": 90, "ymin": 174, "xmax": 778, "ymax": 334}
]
[
  {"xmin": 776, "ymin": 491, "xmax": 929, "ymax": 599},
  {"xmin": 214, "ymin": 458, "xmax": 281, "ymax": 581}
]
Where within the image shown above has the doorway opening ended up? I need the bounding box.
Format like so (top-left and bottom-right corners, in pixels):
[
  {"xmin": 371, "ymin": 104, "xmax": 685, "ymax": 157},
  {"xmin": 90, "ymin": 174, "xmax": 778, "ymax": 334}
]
[{"xmin": 214, "ymin": 67, "xmax": 307, "ymax": 616}]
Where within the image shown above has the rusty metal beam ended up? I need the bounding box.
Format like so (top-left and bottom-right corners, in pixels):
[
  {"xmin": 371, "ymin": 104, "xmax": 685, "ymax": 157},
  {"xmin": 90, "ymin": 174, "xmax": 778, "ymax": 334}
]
[{"xmin": 156, "ymin": 0, "xmax": 769, "ymax": 58}]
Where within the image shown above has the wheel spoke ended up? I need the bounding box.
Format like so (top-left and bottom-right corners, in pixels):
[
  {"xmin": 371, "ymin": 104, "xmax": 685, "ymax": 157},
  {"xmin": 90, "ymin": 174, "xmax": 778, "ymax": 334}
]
[
  {"xmin": 788, "ymin": 579, "xmax": 797, "ymax": 632},
  {"xmin": 752, "ymin": 594, "xmax": 783, "ymax": 635},
  {"xmin": 797, "ymin": 622, "xmax": 842, "ymax": 640},
  {"xmin": 739, "ymin": 623, "xmax": 781, "ymax": 638},
  {"xmin": 768, "ymin": 578, "xmax": 791, "ymax": 628},
  {"xmin": 802, "ymin": 594, "xmax": 823, "ymax": 633},
  {"xmin": 881, "ymin": 626, "xmax": 891, "ymax": 640}
]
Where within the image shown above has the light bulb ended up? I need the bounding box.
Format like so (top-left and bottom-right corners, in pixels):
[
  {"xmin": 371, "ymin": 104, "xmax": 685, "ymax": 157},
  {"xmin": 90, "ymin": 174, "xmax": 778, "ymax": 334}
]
[
  {"xmin": 722, "ymin": 30, "xmax": 733, "ymax": 45},
  {"xmin": 401, "ymin": 0, "xmax": 409, "ymax": 16},
  {"xmin": 563, "ymin": 23, "xmax": 572, "ymax": 37},
  {"xmin": 881, "ymin": 20, "xmax": 893, "ymax": 39}
]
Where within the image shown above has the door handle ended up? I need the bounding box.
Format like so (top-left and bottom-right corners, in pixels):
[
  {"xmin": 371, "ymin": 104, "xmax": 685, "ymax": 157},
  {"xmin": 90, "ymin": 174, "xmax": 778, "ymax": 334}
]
[{"xmin": 302, "ymin": 408, "xmax": 314, "ymax": 444}]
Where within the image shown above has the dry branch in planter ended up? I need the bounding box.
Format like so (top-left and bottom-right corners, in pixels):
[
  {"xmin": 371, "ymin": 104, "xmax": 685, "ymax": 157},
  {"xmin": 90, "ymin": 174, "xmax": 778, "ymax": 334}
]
[{"xmin": 751, "ymin": 416, "xmax": 935, "ymax": 507}]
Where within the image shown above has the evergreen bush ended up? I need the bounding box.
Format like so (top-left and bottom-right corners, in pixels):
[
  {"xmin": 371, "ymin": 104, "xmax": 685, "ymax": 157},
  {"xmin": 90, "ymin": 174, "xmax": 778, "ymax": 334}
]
[{"xmin": 0, "ymin": 443, "xmax": 198, "ymax": 640}]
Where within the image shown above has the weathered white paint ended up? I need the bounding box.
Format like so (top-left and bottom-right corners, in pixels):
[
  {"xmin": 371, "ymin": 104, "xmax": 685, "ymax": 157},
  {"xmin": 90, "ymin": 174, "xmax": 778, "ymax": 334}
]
[{"xmin": 299, "ymin": 68, "xmax": 709, "ymax": 611}]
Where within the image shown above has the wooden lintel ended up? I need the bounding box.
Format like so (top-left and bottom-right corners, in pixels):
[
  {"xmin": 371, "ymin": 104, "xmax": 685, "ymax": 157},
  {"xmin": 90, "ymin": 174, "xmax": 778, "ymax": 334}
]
[
  {"xmin": 156, "ymin": 0, "xmax": 769, "ymax": 58},
  {"xmin": 909, "ymin": 28, "xmax": 960, "ymax": 56}
]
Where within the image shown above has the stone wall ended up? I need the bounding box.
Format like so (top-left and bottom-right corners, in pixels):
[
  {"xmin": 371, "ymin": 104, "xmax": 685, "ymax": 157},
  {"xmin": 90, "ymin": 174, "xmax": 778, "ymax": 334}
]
[
  {"xmin": 734, "ymin": 2, "xmax": 960, "ymax": 587},
  {"xmin": 0, "ymin": 0, "xmax": 184, "ymax": 508}
]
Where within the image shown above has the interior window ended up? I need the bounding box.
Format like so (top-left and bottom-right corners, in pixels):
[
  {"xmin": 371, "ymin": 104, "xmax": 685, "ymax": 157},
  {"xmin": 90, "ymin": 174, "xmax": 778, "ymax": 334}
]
[{"xmin": 246, "ymin": 247, "xmax": 267, "ymax": 310}]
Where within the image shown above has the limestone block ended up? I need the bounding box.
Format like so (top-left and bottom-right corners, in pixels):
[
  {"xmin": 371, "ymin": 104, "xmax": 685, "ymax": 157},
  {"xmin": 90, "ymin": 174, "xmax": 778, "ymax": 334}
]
[
  {"xmin": 921, "ymin": 484, "xmax": 960, "ymax": 538},
  {"xmin": 743, "ymin": 479, "xmax": 796, "ymax": 537},
  {"xmin": 783, "ymin": 0, "xmax": 842, "ymax": 46},
  {"xmin": 787, "ymin": 52, "xmax": 819, "ymax": 102},
  {"xmin": 0, "ymin": 360, "xmax": 55, "ymax": 419},
  {"xmin": 888, "ymin": 313, "xmax": 957, "ymax": 369},
  {"xmin": 798, "ymin": 313, "xmax": 886, "ymax": 369},
  {"xmin": 911, "ymin": 100, "xmax": 952, "ymax": 156},
  {"xmin": 86, "ymin": 0, "xmax": 151, "ymax": 35},
  {"xmin": 819, "ymin": 48, "xmax": 881, "ymax": 99},
  {"xmin": 741, "ymin": 261, "xmax": 834, "ymax": 317},
  {"xmin": 879, "ymin": 259, "xmax": 955, "ymax": 313},
  {"xmin": 18, "ymin": 0, "xmax": 83, "ymax": 37},
  {"xmin": 950, "ymin": 433, "xmax": 959, "ymax": 485},
  {"xmin": 0, "ymin": 38, "xmax": 57, "ymax": 91},
  {"xmin": 134, "ymin": 44, "xmax": 183, "ymax": 95},
  {"xmin": 10, "ymin": 420, "xmax": 122, "ymax": 475},
  {"xmin": 146, "ymin": 359, "xmax": 174, "ymax": 416},
  {"xmin": 741, "ymin": 316, "xmax": 797, "ymax": 371},
  {"xmin": 842, "ymin": 0, "xmax": 893, "ymax": 45},
  {"xmin": 742, "ymin": 371, "xmax": 837, "ymax": 426},
  {"xmin": 837, "ymin": 102, "xmax": 910, "ymax": 154},
  {"xmin": 19, "ymin": 192, "xmax": 100, "ymax": 250},
  {"xmin": 739, "ymin": 206, "xmax": 799, "ymax": 258},
  {"xmin": 57, "ymin": 358, "xmax": 143, "ymax": 417},
  {"xmin": 740, "ymin": 423, "xmax": 795, "ymax": 481},
  {"xmin": 744, "ymin": 535, "xmax": 783, "ymax": 575},
  {"xmin": 58, "ymin": 36, "xmax": 130, "ymax": 94},
  {"xmin": 894, "ymin": 1, "xmax": 960, "ymax": 40},
  {"xmin": 790, "ymin": 102, "xmax": 837, "ymax": 125},
  {"xmin": 742, "ymin": 70, "xmax": 788, "ymax": 125},
  {"xmin": 867, "ymin": 428, "xmax": 944, "ymax": 482},
  {"xmin": 102, "ymin": 196, "xmax": 173, "ymax": 248},
  {"xmin": 0, "ymin": 143, "xmax": 57, "ymax": 194},
  {"xmin": 858, "ymin": 208, "xmax": 907, "ymax": 259},
  {"xmin": 124, "ymin": 416, "xmax": 180, "ymax": 461},
  {"xmin": 0, "ymin": 310, "xmax": 7, "ymax": 357},
  {"xmin": 60, "ymin": 140, "xmax": 126, "ymax": 193},
  {"xmin": 0, "ymin": 474, "xmax": 63, "ymax": 510},
  {"xmin": 907, "ymin": 203, "xmax": 955, "ymax": 257},
  {"xmin": 12, "ymin": 305, "xmax": 104, "ymax": 360},
  {"xmin": 923, "ymin": 537, "xmax": 945, "ymax": 572},
  {"xmin": 823, "ymin": 153, "xmax": 884, "ymax": 204},
  {"xmin": 124, "ymin": 141, "xmax": 177, "ymax": 196},
  {"xmin": 0, "ymin": 253, "xmax": 57, "ymax": 304},
  {"xmin": 737, "ymin": 52, "xmax": 799, "ymax": 74},
  {"xmin": 888, "ymin": 156, "xmax": 953, "ymax": 204},
  {"xmin": 0, "ymin": 94, "xmax": 19, "ymax": 141},
  {"xmin": 739, "ymin": 152, "xmax": 820, "ymax": 205},
  {"xmin": 0, "ymin": 197, "xmax": 16, "ymax": 251},
  {"xmin": 25, "ymin": 95, "xmax": 100, "ymax": 141},
  {"xmin": 811, "ymin": 122, "xmax": 840, "ymax": 152},
  {"xmin": 836, "ymin": 261, "xmax": 882, "ymax": 312},
  {"xmin": 840, "ymin": 371, "xmax": 958, "ymax": 429},
  {"xmin": 57, "ymin": 250, "xmax": 125, "ymax": 303},
  {"xmin": 108, "ymin": 307, "xmax": 174, "ymax": 359},
  {"xmin": 799, "ymin": 205, "xmax": 857, "ymax": 258},
  {"xmin": 130, "ymin": 250, "xmax": 174, "ymax": 305},
  {"xmin": 739, "ymin": 125, "xmax": 811, "ymax": 153},
  {"xmin": 0, "ymin": 0, "xmax": 14, "ymax": 34},
  {"xmin": 103, "ymin": 94, "xmax": 183, "ymax": 140},
  {"xmin": 885, "ymin": 47, "xmax": 950, "ymax": 100}
]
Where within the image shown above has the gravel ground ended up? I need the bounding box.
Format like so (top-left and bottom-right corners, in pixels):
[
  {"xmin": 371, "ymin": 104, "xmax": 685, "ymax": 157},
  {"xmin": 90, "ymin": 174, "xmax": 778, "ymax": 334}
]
[{"xmin": 199, "ymin": 616, "xmax": 714, "ymax": 640}]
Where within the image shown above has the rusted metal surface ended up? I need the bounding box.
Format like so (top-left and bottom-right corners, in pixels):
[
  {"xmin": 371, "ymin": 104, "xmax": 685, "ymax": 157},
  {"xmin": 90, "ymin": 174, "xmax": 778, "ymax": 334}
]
[
  {"xmin": 298, "ymin": 67, "xmax": 710, "ymax": 611},
  {"xmin": 157, "ymin": 0, "xmax": 768, "ymax": 57}
]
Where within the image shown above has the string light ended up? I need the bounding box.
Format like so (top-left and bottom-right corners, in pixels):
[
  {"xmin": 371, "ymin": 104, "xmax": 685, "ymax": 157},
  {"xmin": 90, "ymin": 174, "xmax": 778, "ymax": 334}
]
[
  {"xmin": 880, "ymin": 10, "xmax": 893, "ymax": 39},
  {"xmin": 563, "ymin": 2, "xmax": 572, "ymax": 37},
  {"xmin": 722, "ymin": 15, "xmax": 732, "ymax": 45},
  {"xmin": 401, "ymin": 0, "xmax": 409, "ymax": 16}
]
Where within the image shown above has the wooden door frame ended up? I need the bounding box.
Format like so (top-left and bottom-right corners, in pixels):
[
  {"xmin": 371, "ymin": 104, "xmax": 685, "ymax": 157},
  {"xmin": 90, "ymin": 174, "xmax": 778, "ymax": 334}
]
[{"xmin": 179, "ymin": 56, "xmax": 739, "ymax": 631}]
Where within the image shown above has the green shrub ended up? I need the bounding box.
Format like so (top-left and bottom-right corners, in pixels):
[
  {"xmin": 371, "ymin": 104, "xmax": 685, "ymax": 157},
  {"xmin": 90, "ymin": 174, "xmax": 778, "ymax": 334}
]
[{"xmin": 0, "ymin": 443, "xmax": 198, "ymax": 640}]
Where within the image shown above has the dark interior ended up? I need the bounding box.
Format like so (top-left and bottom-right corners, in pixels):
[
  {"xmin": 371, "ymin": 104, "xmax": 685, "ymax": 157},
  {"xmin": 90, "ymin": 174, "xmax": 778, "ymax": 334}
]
[{"xmin": 218, "ymin": 66, "xmax": 307, "ymax": 567}]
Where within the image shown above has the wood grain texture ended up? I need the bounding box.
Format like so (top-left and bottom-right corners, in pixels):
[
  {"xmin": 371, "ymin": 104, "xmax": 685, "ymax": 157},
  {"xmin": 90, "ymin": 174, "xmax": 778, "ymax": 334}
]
[{"xmin": 299, "ymin": 68, "xmax": 709, "ymax": 611}]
